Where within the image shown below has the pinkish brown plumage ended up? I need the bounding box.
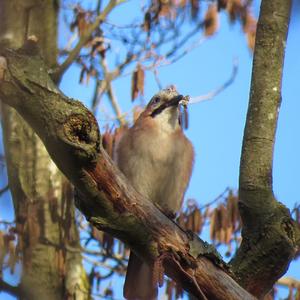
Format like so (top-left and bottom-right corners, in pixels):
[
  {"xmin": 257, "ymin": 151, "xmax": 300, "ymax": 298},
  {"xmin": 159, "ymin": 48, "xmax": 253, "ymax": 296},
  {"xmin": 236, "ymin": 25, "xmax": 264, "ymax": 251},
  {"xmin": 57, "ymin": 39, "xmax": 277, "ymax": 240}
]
[{"xmin": 116, "ymin": 87, "xmax": 194, "ymax": 300}]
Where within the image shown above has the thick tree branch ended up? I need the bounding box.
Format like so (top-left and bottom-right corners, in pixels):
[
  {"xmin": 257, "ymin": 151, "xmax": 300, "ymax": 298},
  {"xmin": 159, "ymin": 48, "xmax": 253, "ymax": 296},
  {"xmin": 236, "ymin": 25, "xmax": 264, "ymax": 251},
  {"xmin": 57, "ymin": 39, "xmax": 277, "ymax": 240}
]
[
  {"xmin": 231, "ymin": 0, "xmax": 300, "ymax": 298},
  {"xmin": 0, "ymin": 46, "xmax": 255, "ymax": 300}
]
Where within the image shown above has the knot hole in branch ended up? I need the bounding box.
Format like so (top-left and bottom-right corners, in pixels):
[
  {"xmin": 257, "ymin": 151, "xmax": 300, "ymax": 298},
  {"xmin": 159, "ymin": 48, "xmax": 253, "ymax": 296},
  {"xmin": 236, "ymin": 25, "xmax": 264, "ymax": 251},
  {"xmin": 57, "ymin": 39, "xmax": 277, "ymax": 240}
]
[{"xmin": 64, "ymin": 114, "xmax": 93, "ymax": 145}]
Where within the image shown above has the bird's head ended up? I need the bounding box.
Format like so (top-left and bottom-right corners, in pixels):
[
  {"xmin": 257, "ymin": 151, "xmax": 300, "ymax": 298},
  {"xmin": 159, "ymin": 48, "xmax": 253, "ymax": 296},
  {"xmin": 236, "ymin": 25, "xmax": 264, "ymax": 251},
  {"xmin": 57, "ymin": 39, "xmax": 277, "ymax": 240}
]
[
  {"xmin": 144, "ymin": 86, "xmax": 184, "ymax": 117},
  {"xmin": 135, "ymin": 86, "xmax": 188, "ymax": 132}
]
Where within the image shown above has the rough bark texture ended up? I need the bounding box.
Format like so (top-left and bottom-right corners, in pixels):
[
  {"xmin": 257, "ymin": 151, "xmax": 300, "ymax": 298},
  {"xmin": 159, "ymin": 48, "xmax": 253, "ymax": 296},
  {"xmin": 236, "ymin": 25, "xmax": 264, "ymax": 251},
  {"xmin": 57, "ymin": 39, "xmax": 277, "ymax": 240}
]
[
  {"xmin": 0, "ymin": 1, "xmax": 89, "ymax": 299},
  {"xmin": 231, "ymin": 0, "xmax": 300, "ymax": 298},
  {"xmin": 0, "ymin": 47, "xmax": 256, "ymax": 300}
]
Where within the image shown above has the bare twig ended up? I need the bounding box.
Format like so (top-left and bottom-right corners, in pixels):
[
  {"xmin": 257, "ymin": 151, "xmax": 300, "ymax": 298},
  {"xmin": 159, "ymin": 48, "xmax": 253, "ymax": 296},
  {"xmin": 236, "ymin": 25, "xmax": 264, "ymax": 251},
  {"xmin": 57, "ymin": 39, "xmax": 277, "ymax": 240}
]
[
  {"xmin": 98, "ymin": 19, "xmax": 207, "ymax": 83},
  {"xmin": 188, "ymin": 59, "xmax": 238, "ymax": 104},
  {"xmin": 0, "ymin": 184, "xmax": 9, "ymax": 197},
  {"xmin": 54, "ymin": 0, "xmax": 123, "ymax": 81},
  {"xmin": 0, "ymin": 278, "xmax": 19, "ymax": 297},
  {"xmin": 164, "ymin": 36, "xmax": 207, "ymax": 66},
  {"xmin": 96, "ymin": 0, "xmax": 102, "ymax": 14},
  {"xmin": 0, "ymin": 220, "xmax": 15, "ymax": 226},
  {"xmin": 277, "ymin": 277, "xmax": 300, "ymax": 289},
  {"xmin": 165, "ymin": 21, "xmax": 206, "ymax": 60},
  {"xmin": 83, "ymin": 255, "xmax": 126, "ymax": 276},
  {"xmin": 91, "ymin": 79, "xmax": 101, "ymax": 111},
  {"xmin": 198, "ymin": 187, "xmax": 231, "ymax": 210},
  {"xmin": 153, "ymin": 69, "xmax": 163, "ymax": 90},
  {"xmin": 97, "ymin": 58, "xmax": 126, "ymax": 125}
]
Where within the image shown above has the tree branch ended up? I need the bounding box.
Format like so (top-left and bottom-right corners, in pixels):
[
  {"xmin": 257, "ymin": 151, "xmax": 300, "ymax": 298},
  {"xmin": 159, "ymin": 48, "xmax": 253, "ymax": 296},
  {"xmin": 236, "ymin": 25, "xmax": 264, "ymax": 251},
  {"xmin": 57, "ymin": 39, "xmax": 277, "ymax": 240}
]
[
  {"xmin": 0, "ymin": 184, "xmax": 9, "ymax": 197},
  {"xmin": 0, "ymin": 278, "xmax": 19, "ymax": 297},
  {"xmin": 188, "ymin": 59, "xmax": 238, "ymax": 104},
  {"xmin": 277, "ymin": 277, "xmax": 300, "ymax": 290},
  {"xmin": 0, "ymin": 46, "xmax": 255, "ymax": 300},
  {"xmin": 99, "ymin": 58, "xmax": 126, "ymax": 125},
  {"xmin": 231, "ymin": 0, "xmax": 300, "ymax": 298},
  {"xmin": 53, "ymin": 0, "xmax": 122, "ymax": 82}
]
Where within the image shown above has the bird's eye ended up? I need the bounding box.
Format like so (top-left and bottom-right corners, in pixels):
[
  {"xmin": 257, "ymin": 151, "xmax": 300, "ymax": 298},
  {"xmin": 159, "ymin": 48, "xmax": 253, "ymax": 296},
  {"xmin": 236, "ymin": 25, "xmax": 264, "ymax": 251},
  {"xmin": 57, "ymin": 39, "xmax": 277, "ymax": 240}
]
[{"xmin": 152, "ymin": 96, "xmax": 160, "ymax": 104}]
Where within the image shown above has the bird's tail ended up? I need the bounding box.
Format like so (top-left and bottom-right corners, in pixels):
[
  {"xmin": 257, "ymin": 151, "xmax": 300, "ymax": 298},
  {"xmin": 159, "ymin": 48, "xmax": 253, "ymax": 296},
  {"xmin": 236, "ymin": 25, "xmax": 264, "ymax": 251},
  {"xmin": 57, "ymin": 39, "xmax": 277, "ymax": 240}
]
[{"xmin": 124, "ymin": 252, "xmax": 158, "ymax": 300}]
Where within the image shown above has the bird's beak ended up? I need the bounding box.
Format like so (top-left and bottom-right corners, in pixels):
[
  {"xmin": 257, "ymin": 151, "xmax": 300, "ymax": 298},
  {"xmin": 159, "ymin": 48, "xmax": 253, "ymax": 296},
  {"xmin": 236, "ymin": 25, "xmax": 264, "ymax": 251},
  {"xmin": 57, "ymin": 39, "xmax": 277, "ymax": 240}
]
[
  {"xmin": 165, "ymin": 94, "xmax": 184, "ymax": 108},
  {"xmin": 151, "ymin": 95, "xmax": 184, "ymax": 117}
]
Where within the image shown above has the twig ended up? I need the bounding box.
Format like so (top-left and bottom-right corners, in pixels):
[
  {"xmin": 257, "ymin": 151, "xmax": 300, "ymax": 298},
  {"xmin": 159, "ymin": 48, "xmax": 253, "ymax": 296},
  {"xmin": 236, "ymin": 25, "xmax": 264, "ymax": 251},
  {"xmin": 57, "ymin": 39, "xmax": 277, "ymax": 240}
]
[
  {"xmin": 0, "ymin": 278, "xmax": 19, "ymax": 297},
  {"xmin": 96, "ymin": 0, "xmax": 102, "ymax": 14},
  {"xmin": 153, "ymin": 69, "xmax": 162, "ymax": 90},
  {"xmin": 277, "ymin": 277, "xmax": 300, "ymax": 289},
  {"xmin": 107, "ymin": 84, "xmax": 125, "ymax": 126},
  {"xmin": 188, "ymin": 59, "xmax": 238, "ymax": 104},
  {"xmin": 164, "ymin": 36, "xmax": 207, "ymax": 66},
  {"xmin": 199, "ymin": 187, "xmax": 231, "ymax": 210},
  {"xmin": 0, "ymin": 220, "xmax": 15, "ymax": 226},
  {"xmin": 103, "ymin": 19, "xmax": 207, "ymax": 82},
  {"xmin": 54, "ymin": 0, "xmax": 123, "ymax": 81},
  {"xmin": 165, "ymin": 21, "xmax": 205, "ymax": 60},
  {"xmin": 117, "ymin": 35, "xmax": 207, "ymax": 81},
  {"xmin": 83, "ymin": 254, "xmax": 126, "ymax": 275},
  {"xmin": 91, "ymin": 79, "xmax": 101, "ymax": 111},
  {"xmin": 0, "ymin": 185, "xmax": 9, "ymax": 197},
  {"xmin": 98, "ymin": 58, "xmax": 126, "ymax": 125},
  {"xmin": 38, "ymin": 237, "xmax": 127, "ymax": 265}
]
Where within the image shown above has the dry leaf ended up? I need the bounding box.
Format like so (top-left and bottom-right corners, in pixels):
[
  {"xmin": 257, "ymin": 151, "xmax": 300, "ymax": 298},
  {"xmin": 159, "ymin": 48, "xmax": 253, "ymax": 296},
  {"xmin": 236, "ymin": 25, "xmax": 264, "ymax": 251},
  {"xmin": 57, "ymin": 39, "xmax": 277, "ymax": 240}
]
[
  {"xmin": 242, "ymin": 11, "xmax": 256, "ymax": 51},
  {"xmin": 210, "ymin": 210, "xmax": 217, "ymax": 241},
  {"xmin": 204, "ymin": 4, "xmax": 219, "ymax": 36},
  {"xmin": 131, "ymin": 64, "xmax": 145, "ymax": 101},
  {"xmin": 177, "ymin": 212, "xmax": 186, "ymax": 229},
  {"xmin": 192, "ymin": 208, "xmax": 203, "ymax": 234},
  {"xmin": 225, "ymin": 225, "xmax": 233, "ymax": 244},
  {"xmin": 102, "ymin": 130, "xmax": 114, "ymax": 158},
  {"xmin": 92, "ymin": 226, "xmax": 104, "ymax": 243},
  {"xmin": 227, "ymin": 191, "xmax": 239, "ymax": 230},
  {"xmin": 227, "ymin": 0, "xmax": 242, "ymax": 22},
  {"xmin": 7, "ymin": 240, "xmax": 17, "ymax": 274},
  {"xmin": 77, "ymin": 12, "xmax": 90, "ymax": 36},
  {"xmin": 247, "ymin": 29, "xmax": 256, "ymax": 51},
  {"xmin": 179, "ymin": 0, "xmax": 187, "ymax": 7},
  {"xmin": 186, "ymin": 212, "xmax": 194, "ymax": 231},
  {"xmin": 295, "ymin": 288, "xmax": 300, "ymax": 300},
  {"xmin": 153, "ymin": 257, "xmax": 164, "ymax": 288},
  {"xmin": 103, "ymin": 233, "xmax": 114, "ymax": 253},
  {"xmin": 190, "ymin": 0, "xmax": 200, "ymax": 19},
  {"xmin": 166, "ymin": 280, "xmax": 174, "ymax": 300},
  {"xmin": 144, "ymin": 11, "xmax": 152, "ymax": 32},
  {"xmin": 217, "ymin": 0, "xmax": 228, "ymax": 11},
  {"xmin": 79, "ymin": 67, "xmax": 87, "ymax": 84},
  {"xmin": 0, "ymin": 231, "xmax": 5, "ymax": 271}
]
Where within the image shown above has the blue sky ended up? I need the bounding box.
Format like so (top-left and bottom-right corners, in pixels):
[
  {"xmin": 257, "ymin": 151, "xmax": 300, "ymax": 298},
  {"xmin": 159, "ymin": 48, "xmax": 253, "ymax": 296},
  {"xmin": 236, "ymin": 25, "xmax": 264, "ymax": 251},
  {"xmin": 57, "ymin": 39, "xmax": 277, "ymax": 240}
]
[{"xmin": 0, "ymin": 1, "xmax": 299, "ymax": 299}]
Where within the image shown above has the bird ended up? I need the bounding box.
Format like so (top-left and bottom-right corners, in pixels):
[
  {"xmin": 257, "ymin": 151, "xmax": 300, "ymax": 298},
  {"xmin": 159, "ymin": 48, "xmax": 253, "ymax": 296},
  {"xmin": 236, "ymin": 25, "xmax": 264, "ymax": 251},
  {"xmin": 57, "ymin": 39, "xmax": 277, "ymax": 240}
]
[{"xmin": 116, "ymin": 86, "xmax": 194, "ymax": 300}]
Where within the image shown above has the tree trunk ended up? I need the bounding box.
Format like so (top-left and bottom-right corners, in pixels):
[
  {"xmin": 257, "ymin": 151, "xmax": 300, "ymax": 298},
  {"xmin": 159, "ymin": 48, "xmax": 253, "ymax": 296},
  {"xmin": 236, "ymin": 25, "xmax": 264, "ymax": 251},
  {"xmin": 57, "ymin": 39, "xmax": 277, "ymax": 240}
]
[
  {"xmin": 0, "ymin": 1, "xmax": 89, "ymax": 299},
  {"xmin": 231, "ymin": 0, "xmax": 299, "ymax": 298}
]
